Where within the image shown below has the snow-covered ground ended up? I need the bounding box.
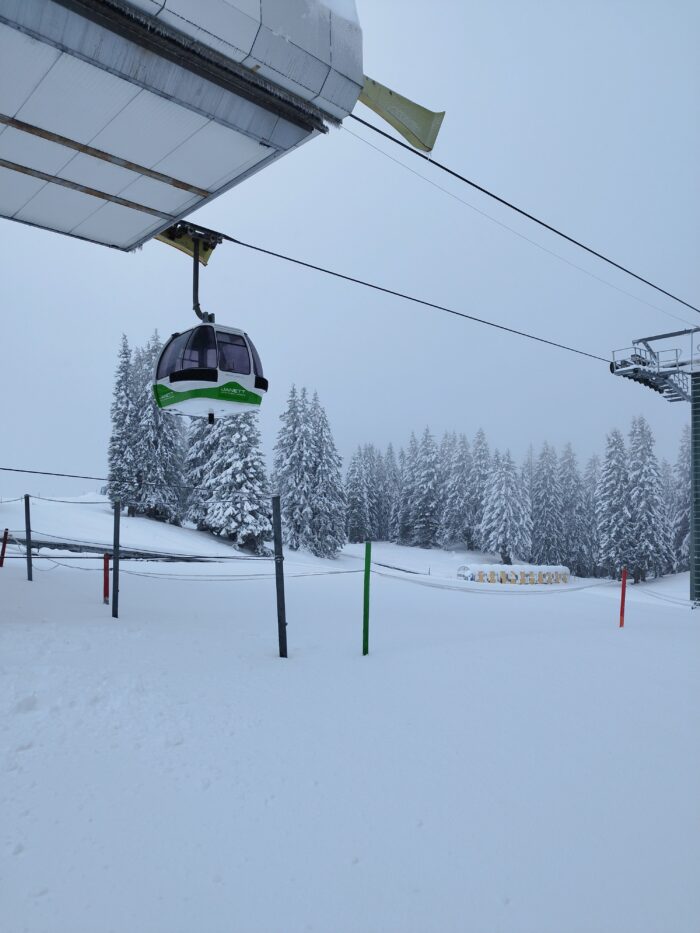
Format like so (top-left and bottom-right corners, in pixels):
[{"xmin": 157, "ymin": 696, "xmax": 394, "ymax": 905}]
[{"xmin": 1, "ymin": 499, "xmax": 699, "ymax": 932}]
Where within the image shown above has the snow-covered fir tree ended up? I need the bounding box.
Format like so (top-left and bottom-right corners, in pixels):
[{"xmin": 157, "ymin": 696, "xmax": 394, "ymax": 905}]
[
  {"xmin": 673, "ymin": 424, "xmax": 691, "ymax": 570},
  {"xmin": 438, "ymin": 434, "xmax": 472, "ymax": 548},
  {"xmin": 346, "ymin": 446, "xmax": 371, "ymax": 543},
  {"xmin": 272, "ymin": 385, "xmax": 314, "ymax": 550},
  {"xmin": 305, "ymin": 392, "xmax": 346, "ymax": 557},
  {"xmin": 183, "ymin": 416, "xmax": 221, "ymax": 531},
  {"xmin": 389, "ymin": 447, "xmax": 406, "ymax": 543},
  {"xmin": 468, "ymin": 429, "xmax": 491, "ymax": 549},
  {"xmin": 412, "ymin": 427, "xmax": 440, "ymax": 547},
  {"xmin": 596, "ymin": 429, "xmax": 631, "ymax": 579},
  {"xmin": 627, "ymin": 416, "xmax": 673, "ymax": 581},
  {"xmin": 107, "ymin": 334, "xmax": 139, "ymax": 511},
  {"xmin": 581, "ymin": 455, "xmax": 601, "ymax": 577},
  {"xmin": 205, "ymin": 413, "xmax": 271, "ymax": 553},
  {"xmin": 383, "ymin": 444, "xmax": 401, "ymax": 542},
  {"xmin": 659, "ymin": 458, "xmax": 676, "ymax": 573},
  {"xmin": 559, "ymin": 443, "xmax": 586, "ymax": 575},
  {"xmin": 362, "ymin": 444, "xmax": 382, "ymax": 541},
  {"xmin": 396, "ymin": 433, "xmax": 419, "ymax": 545},
  {"xmin": 531, "ymin": 442, "xmax": 564, "ymax": 565},
  {"xmin": 479, "ymin": 449, "xmax": 531, "ymax": 564},
  {"xmin": 437, "ymin": 431, "xmax": 457, "ymax": 529},
  {"xmin": 130, "ymin": 334, "xmax": 183, "ymax": 523}
]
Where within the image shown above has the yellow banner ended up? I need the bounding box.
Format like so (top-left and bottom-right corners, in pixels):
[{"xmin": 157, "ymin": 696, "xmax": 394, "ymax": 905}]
[{"xmin": 359, "ymin": 76, "xmax": 445, "ymax": 153}]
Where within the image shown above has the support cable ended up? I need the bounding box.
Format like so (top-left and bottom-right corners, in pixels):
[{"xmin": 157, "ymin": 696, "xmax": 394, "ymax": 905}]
[
  {"xmin": 350, "ymin": 113, "xmax": 700, "ymax": 317},
  {"xmin": 343, "ymin": 125, "xmax": 696, "ymax": 330},
  {"xmin": 229, "ymin": 236, "xmax": 608, "ymax": 363}
]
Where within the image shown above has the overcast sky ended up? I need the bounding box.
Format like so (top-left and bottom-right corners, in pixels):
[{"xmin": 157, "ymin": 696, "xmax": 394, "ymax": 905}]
[{"xmin": 1, "ymin": 0, "xmax": 698, "ymax": 499}]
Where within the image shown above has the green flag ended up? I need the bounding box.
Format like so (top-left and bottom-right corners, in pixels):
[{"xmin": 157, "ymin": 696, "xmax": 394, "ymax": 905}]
[{"xmin": 358, "ymin": 76, "xmax": 445, "ymax": 153}]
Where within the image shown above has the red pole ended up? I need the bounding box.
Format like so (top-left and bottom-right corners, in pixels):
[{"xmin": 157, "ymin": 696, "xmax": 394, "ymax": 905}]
[
  {"xmin": 103, "ymin": 553, "xmax": 110, "ymax": 605},
  {"xmin": 619, "ymin": 567, "xmax": 628, "ymax": 628},
  {"xmin": 0, "ymin": 528, "xmax": 8, "ymax": 568}
]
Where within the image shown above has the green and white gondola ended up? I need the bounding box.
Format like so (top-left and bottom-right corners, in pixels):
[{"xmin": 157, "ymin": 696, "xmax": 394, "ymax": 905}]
[{"xmin": 153, "ymin": 324, "xmax": 268, "ymax": 419}]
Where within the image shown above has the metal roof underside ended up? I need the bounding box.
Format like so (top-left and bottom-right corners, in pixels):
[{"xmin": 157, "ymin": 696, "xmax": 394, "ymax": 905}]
[{"xmin": 0, "ymin": 0, "xmax": 361, "ymax": 250}]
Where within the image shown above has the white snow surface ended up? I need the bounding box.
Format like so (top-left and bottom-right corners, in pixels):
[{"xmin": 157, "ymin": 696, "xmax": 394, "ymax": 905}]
[{"xmin": 1, "ymin": 499, "xmax": 699, "ymax": 932}]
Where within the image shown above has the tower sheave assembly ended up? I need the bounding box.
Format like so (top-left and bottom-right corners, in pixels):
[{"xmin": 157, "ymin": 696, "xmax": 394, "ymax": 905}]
[
  {"xmin": 0, "ymin": 0, "xmax": 363, "ymax": 250},
  {"xmin": 611, "ymin": 329, "xmax": 700, "ymax": 603}
]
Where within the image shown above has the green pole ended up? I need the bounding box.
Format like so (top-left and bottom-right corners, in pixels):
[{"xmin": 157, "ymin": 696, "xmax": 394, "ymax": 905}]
[{"xmin": 363, "ymin": 540, "xmax": 371, "ymax": 656}]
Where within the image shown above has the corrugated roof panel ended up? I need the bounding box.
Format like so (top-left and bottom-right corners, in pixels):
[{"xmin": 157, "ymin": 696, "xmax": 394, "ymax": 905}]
[
  {"xmin": 16, "ymin": 53, "xmax": 141, "ymax": 143},
  {"xmin": 14, "ymin": 182, "xmax": 107, "ymax": 232},
  {"xmin": 71, "ymin": 201, "xmax": 165, "ymax": 248},
  {"xmin": 88, "ymin": 89, "xmax": 210, "ymax": 169},
  {"xmin": 0, "ymin": 165, "xmax": 46, "ymax": 216},
  {"xmin": 0, "ymin": 23, "xmax": 60, "ymax": 116},
  {"xmin": 152, "ymin": 121, "xmax": 268, "ymax": 189},
  {"xmin": 0, "ymin": 127, "xmax": 73, "ymax": 176}
]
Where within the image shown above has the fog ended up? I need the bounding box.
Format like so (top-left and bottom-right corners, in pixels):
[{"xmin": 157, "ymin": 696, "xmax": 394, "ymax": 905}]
[{"xmin": 1, "ymin": 0, "xmax": 697, "ymax": 498}]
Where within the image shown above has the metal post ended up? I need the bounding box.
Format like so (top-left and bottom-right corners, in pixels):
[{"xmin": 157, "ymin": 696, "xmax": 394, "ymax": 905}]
[
  {"xmin": 112, "ymin": 500, "xmax": 120, "ymax": 619},
  {"xmin": 0, "ymin": 528, "xmax": 8, "ymax": 568},
  {"xmin": 691, "ymin": 373, "xmax": 700, "ymax": 603},
  {"xmin": 103, "ymin": 553, "xmax": 110, "ymax": 605},
  {"xmin": 24, "ymin": 495, "xmax": 32, "ymax": 582},
  {"xmin": 363, "ymin": 540, "xmax": 371, "ymax": 656},
  {"xmin": 271, "ymin": 496, "xmax": 287, "ymax": 658},
  {"xmin": 619, "ymin": 567, "xmax": 627, "ymax": 628}
]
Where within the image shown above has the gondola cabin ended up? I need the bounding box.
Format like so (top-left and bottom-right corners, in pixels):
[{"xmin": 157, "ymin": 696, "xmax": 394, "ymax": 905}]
[{"xmin": 153, "ymin": 324, "xmax": 268, "ymax": 418}]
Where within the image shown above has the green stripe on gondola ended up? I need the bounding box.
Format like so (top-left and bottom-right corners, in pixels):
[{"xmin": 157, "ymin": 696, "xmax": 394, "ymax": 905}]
[{"xmin": 153, "ymin": 381, "xmax": 262, "ymax": 409}]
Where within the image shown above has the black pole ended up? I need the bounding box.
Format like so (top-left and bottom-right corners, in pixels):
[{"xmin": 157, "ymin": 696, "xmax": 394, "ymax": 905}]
[
  {"xmin": 24, "ymin": 494, "xmax": 32, "ymax": 582},
  {"xmin": 112, "ymin": 499, "xmax": 120, "ymax": 619},
  {"xmin": 272, "ymin": 496, "xmax": 287, "ymax": 658},
  {"xmin": 193, "ymin": 237, "xmax": 203, "ymax": 320}
]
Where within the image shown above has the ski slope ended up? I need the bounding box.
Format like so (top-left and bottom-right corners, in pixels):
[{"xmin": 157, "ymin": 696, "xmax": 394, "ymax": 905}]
[{"xmin": 1, "ymin": 498, "xmax": 699, "ymax": 933}]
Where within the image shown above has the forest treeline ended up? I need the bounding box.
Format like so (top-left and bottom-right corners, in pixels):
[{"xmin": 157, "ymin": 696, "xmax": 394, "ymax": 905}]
[{"xmin": 107, "ymin": 335, "xmax": 689, "ymax": 579}]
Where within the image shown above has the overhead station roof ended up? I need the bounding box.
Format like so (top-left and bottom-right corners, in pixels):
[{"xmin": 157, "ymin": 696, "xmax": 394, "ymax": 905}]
[{"xmin": 0, "ymin": 0, "xmax": 363, "ymax": 250}]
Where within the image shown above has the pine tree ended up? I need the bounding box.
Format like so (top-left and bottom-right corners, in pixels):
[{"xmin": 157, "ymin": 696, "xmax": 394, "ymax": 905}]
[
  {"xmin": 659, "ymin": 458, "xmax": 677, "ymax": 574},
  {"xmin": 469, "ymin": 429, "xmax": 491, "ymax": 549},
  {"xmin": 597, "ymin": 429, "xmax": 631, "ymax": 579},
  {"xmin": 412, "ymin": 427, "xmax": 440, "ymax": 547},
  {"xmin": 272, "ymin": 385, "xmax": 314, "ymax": 550},
  {"xmin": 346, "ymin": 446, "xmax": 371, "ymax": 543},
  {"xmin": 582, "ymin": 455, "xmax": 601, "ymax": 577},
  {"xmin": 389, "ymin": 447, "xmax": 406, "ymax": 543},
  {"xmin": 479, "ymin": 450, "xmax": 532, "ymax": 564},
  {"xmin": 205, "ymin": 413, "xmax": 271, "ymax": 553},
  {"xmin": 383, "ymin": 444, "xmax": 401, "ymax": 542},
  {"xmin": 362, "ymin": 444, "xmax": 382, "ymax": 541},
  {"xmin": 131, "ymin": 334, "xmax": 182, "ymax": 523},
  {"xmin": 531, "ymin": 442, "xmax": 564, "ymax": 564},
  {"xmin": 184, "ymin": 417, "xmax": 220, "ymax": 530},
  {"xmin": 673, "ymin": 424, "xmax": 691, "ymax": 570},
  {"xmin": 107, "ymin": 334, "xmax": 139, "ymax": 512},
  {"xmin": 305, "ymin": 393, "xmax": 346, "ymax": 558},
  {"xmin": 627, "ymin": 416, "xmax": 673, "ymax": 581},
  {"xmin": 438, "ymin": 434, "xmax": 472, "ymax": 548},
  {"xmin": 397, "ymin": 433, "xmax": 420, "ymax": 545},
  {"xmin": 437, "ymin": 432, "xmax": 458, "ymax": 532},
  {"xmin": 559, "ymin": 443, "xmax": 586, "ymax": 575}
]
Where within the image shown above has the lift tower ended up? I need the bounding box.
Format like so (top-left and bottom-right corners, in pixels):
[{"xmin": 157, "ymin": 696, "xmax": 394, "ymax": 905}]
[{"xmin": 611, "ymin": 328, "xmax": 699, "ymax": 602}]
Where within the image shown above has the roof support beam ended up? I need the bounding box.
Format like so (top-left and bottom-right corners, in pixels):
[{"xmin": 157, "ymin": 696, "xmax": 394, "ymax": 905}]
[
  {"xmin": 0, "ymin": 158, "xmax": 174, "ymax": 219},
  {"xmin": 0, "ymin": 114, "xmax": 210, "ymax": 198}
]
